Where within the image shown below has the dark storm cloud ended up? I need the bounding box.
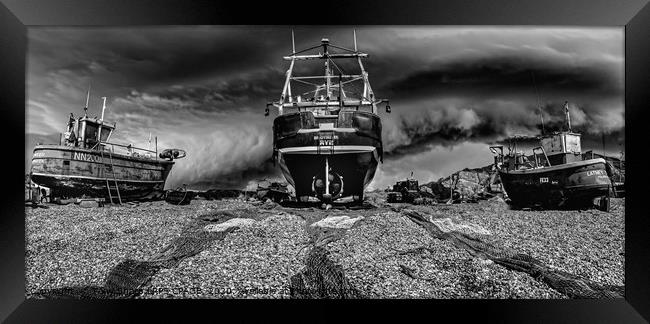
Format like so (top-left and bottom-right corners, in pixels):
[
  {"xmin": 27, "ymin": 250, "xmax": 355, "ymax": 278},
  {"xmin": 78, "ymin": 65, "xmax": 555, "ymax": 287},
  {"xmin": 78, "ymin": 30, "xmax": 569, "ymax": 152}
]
[
  {"xmin": 382, "ymin": 98, "xmax": 623, "ymax": 160},
  {"xmin": 29, "ymin": 27, "xmax": 284, "ymax": 86},
  {"xmin": 384, "ymin": 54, "xmax": 621, "ymax": 98},
  {"xmin": 27, "ymin": 27, "xmax": 624, "ymax": 190}
]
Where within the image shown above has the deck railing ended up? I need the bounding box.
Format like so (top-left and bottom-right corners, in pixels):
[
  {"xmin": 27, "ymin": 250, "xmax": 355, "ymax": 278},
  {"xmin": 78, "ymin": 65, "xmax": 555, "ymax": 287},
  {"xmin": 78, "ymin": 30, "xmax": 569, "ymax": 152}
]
[{"xmin": 97, "ymin": 141, "xmax": 158, "ymax": 160}]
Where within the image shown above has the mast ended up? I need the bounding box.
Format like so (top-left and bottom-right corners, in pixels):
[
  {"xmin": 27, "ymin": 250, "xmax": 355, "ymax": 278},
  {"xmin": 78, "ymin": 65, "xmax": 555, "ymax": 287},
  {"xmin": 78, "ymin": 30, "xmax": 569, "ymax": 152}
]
[
  {"xmin": 279, "ymin": 31, "xmax": 297, "ymax": 115},
  {"xmin": 100, "ymin": 97, "xmax": 107, "ymax": 121},
  {"xmin": 84, "ymin": 84, "xmax": 90, "ymax": 117},
  {"xmin": 564, "ymin": 101, "xmax": 572, "ymax": 132},
  {"xmin": 291, "ymin": 29, "xmax": 296, "ymax": 54},
  {"xmin": 97, "ymin": 96, "xmax": 107, "ymax": 144},
  {"xmin": 270, "ymin": 32, "xmax": 387, "ymax": 116},
  {"xmin": 323, "ymin": 38, "xmax": 331, "ymax": 99}
]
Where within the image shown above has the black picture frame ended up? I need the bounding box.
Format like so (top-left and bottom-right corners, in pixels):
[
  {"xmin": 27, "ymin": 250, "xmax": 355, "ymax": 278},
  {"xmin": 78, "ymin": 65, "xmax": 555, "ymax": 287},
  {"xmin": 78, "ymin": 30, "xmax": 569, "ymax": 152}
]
[{"xmin": 1, "ymin": 0, "xmax": 649, "ymax": 322}]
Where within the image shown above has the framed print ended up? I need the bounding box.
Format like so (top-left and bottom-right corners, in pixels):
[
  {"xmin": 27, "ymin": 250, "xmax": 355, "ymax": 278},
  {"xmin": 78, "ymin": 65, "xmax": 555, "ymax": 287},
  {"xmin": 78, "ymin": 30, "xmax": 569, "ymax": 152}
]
[{"xmin": 1, "ymin": 0, "xmax": 649, "ymax": 322}]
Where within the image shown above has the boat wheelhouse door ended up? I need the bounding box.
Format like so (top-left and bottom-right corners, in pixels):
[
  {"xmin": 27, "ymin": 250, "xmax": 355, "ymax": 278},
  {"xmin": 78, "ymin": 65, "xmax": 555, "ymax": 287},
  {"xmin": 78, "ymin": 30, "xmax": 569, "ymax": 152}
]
[{"xmin": 532, "ymin": 146, "xmax": 551, "ymax": 168}]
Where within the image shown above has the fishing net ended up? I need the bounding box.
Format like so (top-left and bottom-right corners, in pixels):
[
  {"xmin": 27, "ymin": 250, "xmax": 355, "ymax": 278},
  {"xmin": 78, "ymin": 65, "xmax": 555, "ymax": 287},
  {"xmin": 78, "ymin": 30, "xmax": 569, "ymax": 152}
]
[
  {"xmin": 401, "ymin": 208, "xmax": 623, "ymax": 299},
  {"xmin": 290, "ymin": 246, "xmax": 363, "ymax": 299},
  {"xmin": 35, "ymin": 211, "xmax": 244, "ymax": 299}
]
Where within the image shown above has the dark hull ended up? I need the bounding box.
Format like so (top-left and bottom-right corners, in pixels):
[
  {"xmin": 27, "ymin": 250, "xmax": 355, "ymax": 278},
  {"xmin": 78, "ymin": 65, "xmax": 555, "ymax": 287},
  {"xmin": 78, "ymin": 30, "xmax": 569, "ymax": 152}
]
[
  {"xmin": 279, "ymin": 151, "xmax": 379, "ymax": 201},
  {"xmin": 499, "ymin": 158, "xmax": 611, "ymax": 208},
  {"xmin": 273, "ymin": 110, "xmax": 383, "ymax": 201},
  {"xmin": 30, "ymin": 145, "xmax": 174, "ymax": 201},
  {"xmin": 273, "ymin": 110, "xmax": 383, "ymax": 202}
]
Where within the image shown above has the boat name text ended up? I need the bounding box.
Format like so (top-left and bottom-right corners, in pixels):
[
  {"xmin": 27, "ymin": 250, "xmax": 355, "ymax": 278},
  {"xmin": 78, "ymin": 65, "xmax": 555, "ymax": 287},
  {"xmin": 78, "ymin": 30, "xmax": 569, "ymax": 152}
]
[
  {"xmin": 586, "ymin": 170, "xmax": 606, "ymax": 177},
  {"xmin": 314, "ymin": 134, "xmax": 338, "ymax": 146},
  {"xmin": 73, "ymin": 152, "xmax": 101, "ymax": 162}
]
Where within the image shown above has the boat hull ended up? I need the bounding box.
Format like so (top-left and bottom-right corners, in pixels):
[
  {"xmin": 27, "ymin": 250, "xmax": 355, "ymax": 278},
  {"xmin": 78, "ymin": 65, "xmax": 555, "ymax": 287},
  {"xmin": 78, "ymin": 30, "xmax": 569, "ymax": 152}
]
[
  {"xmin": 30, "ymin": 145, "xmax": 174, "ymax": 201},
  {"xmin": 498, "ymin": 158, "xmax": 612, "ymax": 208},
  {"xmin": 278, "ymin": 149, "xmax": 379, "ymax": 201},
  {"xmin": 273, "ymin": 109, "xmax": 383, "ymax": 202}
]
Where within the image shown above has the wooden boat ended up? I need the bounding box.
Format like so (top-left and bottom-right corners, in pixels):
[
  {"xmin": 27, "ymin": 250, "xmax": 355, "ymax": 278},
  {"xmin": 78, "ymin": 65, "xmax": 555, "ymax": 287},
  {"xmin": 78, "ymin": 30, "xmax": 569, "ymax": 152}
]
[
  {"xmin": 30, "ymin": 95, "xmax": 185, "ymax": 203},
  {"xmin": 490, "ymin": 106, "xmax": 612, "ymax": 211},
  {"xmin": 266, "ymin": 32, "xmax": 390, "ymax": 203}
]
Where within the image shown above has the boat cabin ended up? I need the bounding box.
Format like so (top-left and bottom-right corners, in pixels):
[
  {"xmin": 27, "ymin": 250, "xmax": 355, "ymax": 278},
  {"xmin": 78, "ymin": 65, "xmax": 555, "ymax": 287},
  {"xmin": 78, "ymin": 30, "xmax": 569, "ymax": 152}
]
[
  {"xmin": 64, "ymin": 113, "xmax": 116, "ymax": 150},
  {"xmin": 269, "ymin": 36, "xmax": 388, "ymax": 149},
  {"xmin": 490, "ymin": 137, "xmax": 551, "ymax": 172},
  {"xmin": 540, "ymin": 131, "xmax": 582, "ymax": 165}
]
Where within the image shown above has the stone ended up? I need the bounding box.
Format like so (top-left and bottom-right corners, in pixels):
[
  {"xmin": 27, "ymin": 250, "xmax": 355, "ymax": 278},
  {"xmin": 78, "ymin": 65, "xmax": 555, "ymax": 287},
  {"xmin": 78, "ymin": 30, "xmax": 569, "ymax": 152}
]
[
  {"xmin": 310, "ymin": 215, "xmax": 364, "ymax": 230},
  {"xmin": 204, "ymin": 218, "xmax": 256, "ymax": 232},
  {"xmin": 79, "ymin": 199, "xmax": 101, "ymax": 208}
]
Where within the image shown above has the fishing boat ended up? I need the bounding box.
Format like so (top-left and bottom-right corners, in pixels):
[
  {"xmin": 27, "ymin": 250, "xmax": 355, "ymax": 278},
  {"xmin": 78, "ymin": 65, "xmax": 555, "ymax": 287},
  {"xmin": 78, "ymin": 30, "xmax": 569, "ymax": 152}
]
[
  {"xmin": 267, "ymin": 31, "xmax": 390, "ymax": 203},
  {"xmin": 30, "ymin": 94, "xmax": 186, "ymax": 203},
  {"xmin": 490, "ymin": 102, "xmax": 612, "ymax": 211}
]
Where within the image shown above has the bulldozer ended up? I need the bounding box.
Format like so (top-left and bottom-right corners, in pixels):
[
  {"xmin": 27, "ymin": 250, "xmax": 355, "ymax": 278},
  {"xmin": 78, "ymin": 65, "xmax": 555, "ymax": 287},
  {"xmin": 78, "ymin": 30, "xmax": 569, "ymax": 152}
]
[
  {"xmin": 386, "ymin": 172, "xmax": 427, "ymax": 204},
  {"xmin": 256, "ymin": 180, "xmax": 291, "ymax": 203}
]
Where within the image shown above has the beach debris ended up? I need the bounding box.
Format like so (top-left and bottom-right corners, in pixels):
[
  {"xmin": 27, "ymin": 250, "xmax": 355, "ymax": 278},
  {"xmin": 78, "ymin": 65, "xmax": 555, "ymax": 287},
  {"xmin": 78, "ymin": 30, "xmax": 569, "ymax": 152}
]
[
  {"xmin": 76, "ymin": 198, "xmax": 105, "ymax": 208},
  {"xmin": 164, "ymin": 185, "xmax": 194, "ymax": 205}
]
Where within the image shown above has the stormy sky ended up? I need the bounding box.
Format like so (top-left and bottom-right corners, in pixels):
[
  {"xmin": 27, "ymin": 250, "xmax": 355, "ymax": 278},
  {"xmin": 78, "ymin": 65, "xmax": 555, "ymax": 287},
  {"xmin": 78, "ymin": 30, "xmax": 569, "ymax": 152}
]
[{"xmin": 25, "ymin": 26, "xmax": 624, "ymax": 190}]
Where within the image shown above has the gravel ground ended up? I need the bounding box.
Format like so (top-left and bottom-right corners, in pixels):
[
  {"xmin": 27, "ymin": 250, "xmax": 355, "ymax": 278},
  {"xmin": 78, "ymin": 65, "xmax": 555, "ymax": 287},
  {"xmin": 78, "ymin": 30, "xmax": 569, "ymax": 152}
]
[
  {"xmin": 25, "ymin": 195, "xmax": 624, "ymax": 299},
  {"xmin": 144, "ymin": 210, "xmax": 307, "ymax": 299},
  {"xmin": 25, "ymin": 199, "xmax": 248, "ymax": 298},
  {"xmin": 457, "ymin": 197, "xmax": 625, "ymax": 288},
  {"xmin": 327, "ymin": 209, "xmax": 565, "ymax": 299}
]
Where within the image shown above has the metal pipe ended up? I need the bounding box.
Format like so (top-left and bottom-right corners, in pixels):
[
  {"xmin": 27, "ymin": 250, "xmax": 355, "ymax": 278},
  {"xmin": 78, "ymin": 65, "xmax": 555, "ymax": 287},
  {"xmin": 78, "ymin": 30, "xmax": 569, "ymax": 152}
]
[
  {"xmin": 100, "ymin": 97, "xmax": 107, "ymax": 121},
  {"xmin": 80, "ymin": 120, "xmax": 87, "ymax": 147},
  {"xmin": 564, "ymin": 101, "xmax": 572, "ymax": 132},
  {"xmin": 325, "ymin": 156, "xmax": 329, "ymax": 196},
  {"xmin": 283, "ymin": 53, "xmax": 368, "ymax": 60},
  {"xmin": 97, "ymin": 97, "xmax": 107, "ymax": 144},
  {"xmin": 291, "ymin": 75, "xmax": 361, "ymax": 80}
]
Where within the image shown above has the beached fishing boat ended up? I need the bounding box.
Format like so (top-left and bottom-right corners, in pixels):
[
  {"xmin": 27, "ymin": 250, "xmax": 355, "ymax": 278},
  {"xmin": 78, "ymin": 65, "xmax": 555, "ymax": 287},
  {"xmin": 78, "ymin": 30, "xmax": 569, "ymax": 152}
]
[
  {"xmin": 30, "ymin": 95, "xmax": 186, "ymax": 203},
  {"xmin": 267, "ymin": 32, "xmax": 390, "ymax": 203},
  {"xmin": 490, "ymin": 102, "xmax": 612, "ymax": 211}
]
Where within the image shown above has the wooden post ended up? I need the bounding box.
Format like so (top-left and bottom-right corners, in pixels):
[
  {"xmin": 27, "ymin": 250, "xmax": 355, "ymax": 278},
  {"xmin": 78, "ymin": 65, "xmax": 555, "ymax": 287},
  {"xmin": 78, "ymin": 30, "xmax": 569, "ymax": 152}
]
[{"xmin": 155, "ymin": 136, "xmax": 158, "ymax": 160}]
